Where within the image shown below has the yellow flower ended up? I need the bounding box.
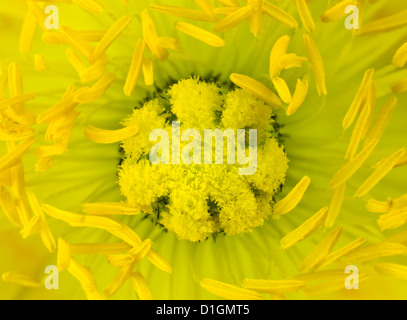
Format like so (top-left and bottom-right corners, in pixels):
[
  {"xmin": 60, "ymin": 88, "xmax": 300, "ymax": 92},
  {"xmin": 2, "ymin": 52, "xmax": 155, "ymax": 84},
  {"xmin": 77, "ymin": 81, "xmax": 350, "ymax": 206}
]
[{"xmin": 0, "ymin": 0, "xmax": 407, "ymax": 300}]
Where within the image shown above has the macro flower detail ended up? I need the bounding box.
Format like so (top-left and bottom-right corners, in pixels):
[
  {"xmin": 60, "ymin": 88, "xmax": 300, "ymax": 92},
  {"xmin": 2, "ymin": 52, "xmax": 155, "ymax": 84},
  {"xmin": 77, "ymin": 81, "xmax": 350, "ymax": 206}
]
[{"xmin": 0, "ymin": 0, "xmax": 406, "ymax": 301}]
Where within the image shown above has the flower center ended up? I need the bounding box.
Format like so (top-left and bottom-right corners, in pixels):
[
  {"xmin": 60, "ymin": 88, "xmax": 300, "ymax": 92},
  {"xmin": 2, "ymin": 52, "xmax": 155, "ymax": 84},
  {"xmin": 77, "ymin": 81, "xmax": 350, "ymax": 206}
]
[{"xmin": 118, "ymin": 77, "xmax": 289, "ymax": 242}]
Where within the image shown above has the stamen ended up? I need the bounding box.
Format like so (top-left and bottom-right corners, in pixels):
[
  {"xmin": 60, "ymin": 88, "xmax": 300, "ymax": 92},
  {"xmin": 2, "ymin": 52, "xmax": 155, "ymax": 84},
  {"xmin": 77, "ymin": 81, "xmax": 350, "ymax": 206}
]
[
  {"xmin": 360, "ymin": 81, "xmax": 376, "ymax": 140},
  {"xmin": 281, "ymin": 207, "xmax": 328, "ymax": 250},
  {"xmin": 394, "ymin": 194, "xmax": 407, "ymax": 207},
  {"xmin": 37, "ymin": 92, "xmax": 77, "ymax": 124},
  {"xmin": 393, "ymin": 42, "xmax": 407, "ymax": 67},
  {"xmin": 19, "ymin": 11, "xmax": 37, "ymax": 53},
  {"xmin": 320, "ymin": 0, "xmax": 357, "ymax": 23},
  {"xmin": 157, "ymin": 37, "xmax": 180, "ymax": 51},
  {"xmin": 273, "ymin": 176, "xmax": 311, "ymax": 215},
  {"xmin": 345, "ymin": 101, "xmax": 372, "ymax": 160},
  {"xmin": 364, "ymin": 97, "xmax": 397, "ymax": 146},
  {"xmin": 146, "ymin": 248, "xmax": 173, "ymax": 274},
  {"xmin": 269, "ymin": 35, "xmax": 290, "ymax": 78},
  {"xmin": 343, "ymin": 69, "xmax": 374, "ymax": 130},
  {"xmin": 124, "ymin": 39, "xmax": 146, "ymax": 96},
  {"xmin": 142, "ymin": 59, "xmax": 154, "ymax": 86},
  {"xmin": 355, "ymin": 148, "xmax": 406, "ymax": 198},
  {"xmin": 375, "ymin": 263, "xmax": 407, "ymax": 281},
  {"xmin": 304, "ymin": 34, "xmax": 327, "ymax": 96},
  {"xmin": 195, "ymin": 0, "xmax": 218, "ymax": 22},
  {"xmin": 131, "ymin": 272, "xmax": 153, "ymax": 300},
  {"xmin": 0, "ymin": 124, "xmax": 34, "ymax": 141},
  {"xmin": 230, "ymin": 73, "xmax": 282, "ymax": 108},
  {"xmin": 107, "ymin": 254, "xmax": 134, "ymax": 267},
  {"xmin": 361, "ymin": 10, "xmax": 407, "ymax": 35},
  {"xmin": 34, "ymin": 54, "xmax": 45, "ymax": 72},
  {"xmin": 392, "ymin": 78, "xmax": 407, "ymax": 94},
  {"xmin": 262, "ymin": 0, "xmax": 298, "ymax": 28},
  {"xmin": 293, "ymin": 269, "xmax": 346, "ymax": 282},
  {"xmin": 68, "ymin": 259, "xmax": 103, "ymax": 300},
  {"xmin": 242, "ymin": 279, "xmax": 305, "ymax": 294},
  {"xmin": 84, "ymin": 125, "xmax": 139, "ymax": 144},
  {"xmin": 61, "ymin": 26, "xmax": 95, "ymax": 59},
  {"xmin": 42, "ymin": 30, "xmax": 105, "ymax": 44},
  {"xmin": 150, "ymin": 4, "xmax": 216, "ymax": 22},
  {"xmin": 57, "ymin": 238, "xmax": 71, "ymax": 271},
  {"xmin": 0, "ymin": 93, "xmax": 37, "ymax": 111},
  {"xmin": 272, "ymin": 77, "xmax": 292, "ymax": 104},
  {"xmin": 26, "ymin": 1, "xmax": 46, "ymax": 31},
  {"xmin": 366, "ymin": 197, "xmax": 392, "ymax": 213},
  {"xmin": 299, "ymin": 227, "xmax": 343, "ymax": 272},
  {"xmin": 286, "ymin": 78, "xmax": 308, "ymax": 116},
  {"xmin": 213, "ymin": 5, "xmax": 254, "ymax": 32},
  {"xmin": 82, "ymin": 202, "xmax": 142, "ymax": 216},
  {"xmin": 176, "ymin": 22, "xmax": 225, "ymax": 47},
  {"xmin": 325, "ymin": 183, "xmax": 346, "ymax": 228},
  {"xmin": 304, "ymin": 274, "xmax": 369, "ymax": 296},
  {"xmin": 279, "ymin": 54, "xmax": 307, "ymax": 70},
  {"xmin": 215, "ymin": 0, "xmax": 239, "ymax": 6},
  {"xmin": 106, "ymin": 219, "xmax": 143, "ymax": 247},
  {"xmin": 247, "ymin": 0, "xmax": 263, "ymax": 36},
  {"xmin": 316, "ymin": 237, "xmax": 367, "ymax": 270},
  {"xmin": 294, "ymin": 0, "xmax": 315, "ymax": 33},
  {"xmin": 43, "ymin": 204, "xmax": 121, "ymax": 230},
  {"xmin": 90, "ymin": 16, "xmax": 133, "ymax": 63},
  {"xmin": 330, "ymin": 139, "xmax": 378, "ymax": 189},
  {"xmin": 66, "ymin": 47, "xmax": 87, "ymax": 78},
  {"xmin": 20, "ymin": 216, "xmax": 40, "ymax": 239},
  {"xmin": 72, "ymin": 0, "xmax": 104, "ymax": 15},
  {"xmin": 74, "ymin": 72, "xmax": 116, "ymax": 103},
  {"xmin": 0, "ymin": 138, "xmax": 35, "ymax": 172},
  {"xmin": 1, "ymin": 272, "xmax": 41, "ymax": 288},
  {"xmin": 378, "ymin": 208, "xmax": 407, "ymax": 231},
  {"xmin": 200, "ymin": 278, "xmax": 264, "ymax": 300},
  {"xmin": 346, "ymin": 242, "xmax": 407, "ymax": 263},
  {"xmin": 71, "ymin": 242, "xmax": 131, "ymax": 255},
  {"xmin": 7, "ymin": 62, "xmax": 24, "ymax": 113}
]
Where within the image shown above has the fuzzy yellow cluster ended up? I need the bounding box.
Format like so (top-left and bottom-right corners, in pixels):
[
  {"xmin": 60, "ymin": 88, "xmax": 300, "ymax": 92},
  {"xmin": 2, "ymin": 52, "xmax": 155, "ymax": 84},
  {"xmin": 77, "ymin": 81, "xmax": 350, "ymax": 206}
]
[{"xmin": 118, "ymin": 78, "xmax": 289, "ymax": 242}]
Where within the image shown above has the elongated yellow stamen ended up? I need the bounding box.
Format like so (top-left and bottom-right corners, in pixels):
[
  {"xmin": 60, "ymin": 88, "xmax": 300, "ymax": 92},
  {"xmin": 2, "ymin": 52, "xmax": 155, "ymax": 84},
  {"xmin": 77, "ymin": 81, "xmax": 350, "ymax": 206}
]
[
  {"xmin": 79, "ymin": 55, "xmax": 107, "ymax": 83},
  {"xmin": 375, "ymin": 263, "xmax": 407, "ymax": 281},
  {"xmin": 230, "ymin": 73, "xmax": 282, "ymax": 108},
  {"xmin": 0, "ymin": 93, "xmax": 37, "ymax": 111},
  {"xmin": 71, "ymin": 242, "xmax": 131, "ymax": 255},
  {"xmin": 90, "ymin": 16, "xmax": 133, "ymax": 63},
  {"xmin": 386, "ymin": 230, "xmax": 407, "ymax": 244},
  {"xmin": 320, "ymin": 0, "xmax": 357, "ymax": 23},
  {"xmin": 124, "ymin": 39, "xmax": 146, "ymax": 96},
  {"xmin": 8, "ymin": 62, "xmax": 24, "ymax": 114},
  {"xmin": 294, "ymin": 0, "xmax": 315, "ymax": 33},
  {"xmin": 157, "ymin": 37, "xmax": 180, "ymax": 51},
  {"xmin": 392, "ymin": 78, "xmax": 407, "ymax": 94},
  {"xmin": 356, "ymin": 148, "xmax": 406, "ymax": 197},
  {"xmin": 200, "ymin": 278, "xmax": 264, "ymax": 300},
  {"xmin": 393, "ymin": 42, "xmax": 407, "ymax": 67},
  {"xmin": 304, "ymin": 34, "xmax": 327, "ymax": 96},
  {"xmin": 213, "ymin": 5, "xmax": 254, "ymax": 32},
  {"xmin": 343, "ymin": 69, "xmax": 374, "ymax": 130},
  {"xmin": 215, "ymin": 0, "xmax": 239, "ymax": 6},
  {"xmin": 262, "ymin": 0, "xmax": 298, "ymax": 28},
  {"xmin": 196, "ymin": 0, "xmax": 218, "ymax": 22},
  {"xmin": 345, "ymin": 102, "xmax": 372, "ymax": 160},
  {"xmin": 68, "ymin": 259, "xmax": 103, "ymax": 300},
  {"xmin": 84, "ymin": 125, "xmax": 138, "ymax": 144},
  {"xmin": 287, "ymin": 78, "xmax": 308, "ymax": 116},
  {"xmin": 131, "ymin": 272, "xmax": 154, "ymax": 300},
  {"xmin": 325, "ymin": 184, "xmax": 346, "ymax": 228},
  {"xmin": 176, "ymin": 22, "xmax": 225, "ymax": 47},
  {"xmin": 142, "ymin": 59, "xmax": 154, "ymax": 86},
  {"xmin": 394, "ymin": 152, "xmax": 407, "ymax": 168},
  {"xmin": 108, "ymin": 254, "xmax": 134, "ymax": 267},
  {"xmin": 378, "ymin": 208, "xmax": 407, "ymax": 231},
  {"xmin": 346, "ymin": 242, "xmax": 407, "ymax": 263},
  {"xmin": 43, "ymin": 204, "xmax": 121, "ymax": 230},
  {"xmin": 299, "ymin": 227, "xmax": 343, "ymax": 272},
  {"xmin": 2, "ymin": 272, "xmax": 41, "ymax": 288},
  {"xmin": 20, "ymin": 216, "xmax": 41, "ymax": 239},
  {"xmin": 280, "ymin": 54, "xmax": 307, "ymax": 70},
  {"xmin": 330, "ymin": 139, "xmax": 378, "ymax": 189},
  {"xmin": 0, "ymin": 124, "xmax": 34, "ymax": 141},
  {"xmin": 150, "ymin": 5, "xmax": 215, "ymax": 22},
  {"xmin": 37, "ymin": 95, "xmax": 77, "ymax": 125},
  {"xmin": 74, "ymin": 72, "xmax": 116, "ymax": 103},
  {"xmin": 57, "ymin": 238, "xmax": 71, "ymax": 271},
  {"xmin": 247, "ymin": 0, "xmax": 263, "ymax": 36},
  {"xmin": 66, "ymin": 47, "xmax": 87, "ymax": 77},
  {"xmin": 129, "ymin": 239, "xmax": 152, "ymax": 263},
  {"xmin": 82, "ymin": 202, "xmax": 142, "ymax": 216},
  {"xmin": 26, "ymin": 1, "xmax": 46, "ymax": 31},
  {"xmin": 19, "ymin": 11, "xmax": 37, "ymax": 53},
  {"xmin": 35, "ymin": 145, "xmax": 66, "ymax": 158},
  {"xmin": 273, "ymin": 176, "xmax": 311, "ymax": 215},
  {"xmin": 104, "ymin": 263, "xmax": 134, "ymax": 299},
  {"xmin": 281, "ymin": 207, "xmax": 328, "ymax": 250},
  {"xmin": 361, "ymin": 10, "xmax": 407, "ymax": 35},
  {"xmin": 72, "ymin": 0, "xmax": 104, "ymax": 15},
  {"xmin": 394, "ymin": 194, "xmax": 407, "ymax": 208},
  {"xmin": 272, "ymin": 77, "xmax": 291, "ymax": 104},
  {"xmin": 269, "ymin": 35, "xmax": 290, "ymax": 78},
  {"xmin": 0, "ymin": 138, "xmax": 35, "ymax": 173},
  {"xmin": 42, "ymin": 30, "xmax": 105, "ymax": 44},
  {"xmin": 242, "ymin": 279, "xmax": 305, "ymax": 294},
  {"xmin": 214, "ymin": 7, "xmax": 239, "ymax": 15},
  {"xmin": 34, "ymin": 54, "xmax": 45, "ymax": 72},
  {"xmin": 366, "ymin": 197, "xmax": 392, "ymax": 213},
  {"xmin": 146, "ymin": 248, "xmax": 173, "ymax": 274},
  {"xmin": 294, "ymin": 269, "xmax": 346, "ymax": 282},
  {"xmin": 61, "ymin": 26, "xmax": 95, "ymax": 59},
  {"xmin": 106, "ymin": 219, "xmax": 143, "ymax": 247},
  {"xmin": 304, "ymin": 274, "xmax": 369, "ymax": 296},
  {"xmin": 316, "ymin": 237, "xmax": 367, "ymax": 270}
]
